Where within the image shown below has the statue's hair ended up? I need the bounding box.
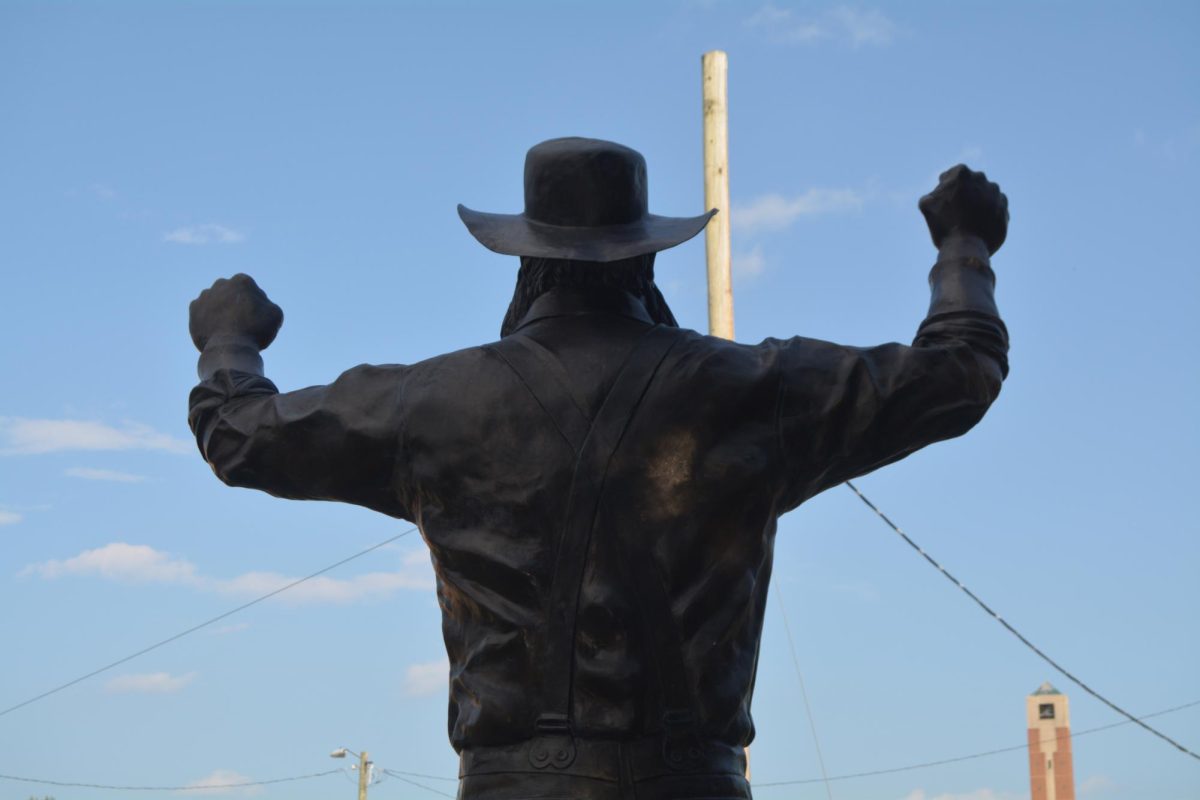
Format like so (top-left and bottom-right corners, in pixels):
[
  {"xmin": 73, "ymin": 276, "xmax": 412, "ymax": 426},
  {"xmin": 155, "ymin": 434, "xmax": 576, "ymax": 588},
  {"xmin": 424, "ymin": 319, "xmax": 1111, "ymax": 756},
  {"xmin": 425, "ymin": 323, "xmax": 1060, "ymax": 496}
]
[{"xmin": 501, "ymin": 253, "xmax": 678, "ymax": 337}]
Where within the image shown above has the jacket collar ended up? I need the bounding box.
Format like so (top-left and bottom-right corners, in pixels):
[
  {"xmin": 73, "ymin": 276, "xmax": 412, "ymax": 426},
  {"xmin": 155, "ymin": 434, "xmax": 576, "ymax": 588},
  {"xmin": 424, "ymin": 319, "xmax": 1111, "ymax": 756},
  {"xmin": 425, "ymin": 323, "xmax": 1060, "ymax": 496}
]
[{"xmin": 511, "ymin": 286, "xmax": 654, "ymax": 333}]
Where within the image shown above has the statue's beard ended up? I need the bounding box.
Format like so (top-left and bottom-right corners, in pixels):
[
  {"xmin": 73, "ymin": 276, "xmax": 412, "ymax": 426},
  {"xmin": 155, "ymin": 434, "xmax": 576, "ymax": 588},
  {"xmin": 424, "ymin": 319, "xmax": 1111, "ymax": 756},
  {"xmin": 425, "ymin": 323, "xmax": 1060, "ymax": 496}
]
[{"xmin": 501, "ymin": 254, "xmax": 678, "ymax": 337}]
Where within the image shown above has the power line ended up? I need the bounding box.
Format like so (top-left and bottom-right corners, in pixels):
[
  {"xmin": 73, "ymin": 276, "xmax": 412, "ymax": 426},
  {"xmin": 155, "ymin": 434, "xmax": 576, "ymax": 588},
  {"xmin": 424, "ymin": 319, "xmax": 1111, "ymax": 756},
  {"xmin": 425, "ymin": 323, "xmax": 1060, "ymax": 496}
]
[
  {"xmin": 844, "ymin": 480, "xmax": 1200, "ymax": 761},
  {"xmin": 0, "ymin": 768, "xmax": 342, "ymax": 791},
  {"xmin": 775, "ymin": 589, "xmax": 834, "ymax": 799},
  {"xmin": 381, "ymin": 769, "xmax": 456, "ymax": 797},
  {"xmin": 3, "ymin": 701, "xmax": 1192, "ymax": 794},
  {"xmin": 0, "ymin": 526, "xmax": 418, "ymax": 719},
  {"xmin": 380, "ymin": 769, "xmax": 457, "ymax": 782},
  {"xmin": 752, "ymin": 698, "xmax": 1200, "ymax": 788}
]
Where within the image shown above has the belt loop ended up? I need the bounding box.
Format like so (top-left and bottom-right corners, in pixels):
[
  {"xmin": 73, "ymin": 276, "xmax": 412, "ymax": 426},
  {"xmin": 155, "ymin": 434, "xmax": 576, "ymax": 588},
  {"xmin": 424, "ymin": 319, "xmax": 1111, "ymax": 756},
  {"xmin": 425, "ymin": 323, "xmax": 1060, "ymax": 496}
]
[
  {"xmin": 529, "ymin": 713, "xmax": 577, "ymax": 770},
  {"xmin": 661, "ymin": 709, "xmax": 705, "ymax": 771}
]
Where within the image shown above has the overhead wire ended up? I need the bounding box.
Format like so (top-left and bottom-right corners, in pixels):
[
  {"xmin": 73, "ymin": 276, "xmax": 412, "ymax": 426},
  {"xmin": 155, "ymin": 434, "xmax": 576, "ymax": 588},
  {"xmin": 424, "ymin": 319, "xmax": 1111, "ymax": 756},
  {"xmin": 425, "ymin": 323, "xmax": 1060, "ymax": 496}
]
[
  {"xmin": 381, "ymin": 768, "xmax": 457, "ymax": 797},
  {"xmin": 774, "ymin": 589, "xmax": 834, "ymax": 799},
  {"xmin": 4, "ymin": 476, "xmax": 1193, "ymax": 785},
  {"xmin": 0, "ymin": 526, "xmax": 419, "ymax": 719},
  {"xmin": 752, "ymin": 697, "xmax": 1200, "ymax": 787},
  {"xmin": 0, "ymin": 768, "xmax": 343, "ymax": 791},
  {"xmin": 844, "ymin": 479, "xmax": 1200, "ymax": 761},
  {"xmin": 381, "ymin": 769, "xmax": 458, "ymax": 782},
  {"xmin": 3, "ymin": 700, "xmax": 1193, "ymax": 793}
]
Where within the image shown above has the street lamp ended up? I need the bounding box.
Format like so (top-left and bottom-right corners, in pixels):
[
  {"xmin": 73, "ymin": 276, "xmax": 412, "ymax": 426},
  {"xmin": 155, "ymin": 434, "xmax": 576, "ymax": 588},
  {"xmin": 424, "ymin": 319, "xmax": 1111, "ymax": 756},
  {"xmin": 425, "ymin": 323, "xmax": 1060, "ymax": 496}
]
[{"xmin": 330, "ymin": 746, "xmax": 372, "ymax": 800}]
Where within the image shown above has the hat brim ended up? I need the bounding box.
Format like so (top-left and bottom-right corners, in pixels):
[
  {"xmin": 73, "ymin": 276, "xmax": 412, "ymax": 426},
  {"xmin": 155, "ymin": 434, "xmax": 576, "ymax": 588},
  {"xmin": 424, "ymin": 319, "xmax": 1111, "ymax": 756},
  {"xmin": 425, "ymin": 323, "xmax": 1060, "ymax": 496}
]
[{"xmin": 458, "ymin": 205, "xmax": 717, "ymax": 262}]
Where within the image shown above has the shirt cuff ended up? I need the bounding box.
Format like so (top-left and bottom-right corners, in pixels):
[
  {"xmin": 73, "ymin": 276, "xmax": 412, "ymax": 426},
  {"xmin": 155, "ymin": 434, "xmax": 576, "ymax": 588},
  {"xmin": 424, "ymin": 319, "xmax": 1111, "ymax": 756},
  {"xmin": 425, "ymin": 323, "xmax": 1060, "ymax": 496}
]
[
  {"xmin": 197, "ymin": 336, "xmax": 264, "ymax": 381},
  {"xmin": 927, "ymin": 235, "xmax": 999, "ymax": 319}
]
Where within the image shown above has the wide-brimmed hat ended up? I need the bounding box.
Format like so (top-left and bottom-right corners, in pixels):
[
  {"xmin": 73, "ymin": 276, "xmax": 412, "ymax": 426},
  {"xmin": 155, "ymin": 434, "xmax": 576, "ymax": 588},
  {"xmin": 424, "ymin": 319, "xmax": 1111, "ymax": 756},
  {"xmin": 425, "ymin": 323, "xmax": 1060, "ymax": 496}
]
[{"xmin": 458, "ymin": 137, "xmax": 717, "ymax": 262}]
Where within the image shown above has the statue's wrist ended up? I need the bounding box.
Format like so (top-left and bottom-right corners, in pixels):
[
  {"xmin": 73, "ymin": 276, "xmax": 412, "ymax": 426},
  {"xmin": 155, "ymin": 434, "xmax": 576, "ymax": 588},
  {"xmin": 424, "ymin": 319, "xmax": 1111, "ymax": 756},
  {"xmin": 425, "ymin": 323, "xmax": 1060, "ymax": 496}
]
[
  {"xmin": 937, "ymin": 231, "xmax": 991, "ymax": 265},
  {"xmin": 197, "ymin": 334, "xmax": 265, "ymax": 380},
  {"xmin": 203, "ymin": 332, "xmax": 261, "ymax": 350},
  {"xmin": 927, "ymin": 238, "xmax": 998, "ymax": 319}
]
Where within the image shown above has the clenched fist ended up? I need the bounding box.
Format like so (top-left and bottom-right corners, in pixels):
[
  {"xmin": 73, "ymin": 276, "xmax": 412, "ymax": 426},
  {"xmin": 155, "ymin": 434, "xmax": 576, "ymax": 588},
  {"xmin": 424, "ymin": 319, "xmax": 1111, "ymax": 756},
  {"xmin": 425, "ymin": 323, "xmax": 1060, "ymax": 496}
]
[
  {"xmin": 919, "ymin": 165, "xmax": 1009, "ymax": 255},
  {"xmin": 189, "ymin": 273, "xmax": 284, "ymax": 352}
]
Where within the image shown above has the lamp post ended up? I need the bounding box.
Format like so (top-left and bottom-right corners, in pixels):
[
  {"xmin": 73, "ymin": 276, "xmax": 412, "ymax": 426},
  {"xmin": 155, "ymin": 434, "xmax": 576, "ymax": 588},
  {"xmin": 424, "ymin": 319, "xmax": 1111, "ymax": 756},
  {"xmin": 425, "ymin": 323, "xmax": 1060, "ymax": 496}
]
[{"xmin": 330, "ymin": 747, "xmax": 372, "ymax": 800}]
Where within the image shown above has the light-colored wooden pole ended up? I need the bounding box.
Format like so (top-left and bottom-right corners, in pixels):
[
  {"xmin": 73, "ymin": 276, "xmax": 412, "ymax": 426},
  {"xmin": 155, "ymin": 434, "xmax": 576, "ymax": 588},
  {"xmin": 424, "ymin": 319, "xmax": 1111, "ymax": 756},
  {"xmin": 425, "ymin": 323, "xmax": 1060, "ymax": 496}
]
[
  {"xmin": 702, "ymin": 50, "xmax": 734, "ymax": 341},
  {"xmin": 704, "ymin": 48, "xmax": 747, "ymax": 780},
  {"xmin": 358, "ymin": 749, "xmax": 370, "ymax": 800}
]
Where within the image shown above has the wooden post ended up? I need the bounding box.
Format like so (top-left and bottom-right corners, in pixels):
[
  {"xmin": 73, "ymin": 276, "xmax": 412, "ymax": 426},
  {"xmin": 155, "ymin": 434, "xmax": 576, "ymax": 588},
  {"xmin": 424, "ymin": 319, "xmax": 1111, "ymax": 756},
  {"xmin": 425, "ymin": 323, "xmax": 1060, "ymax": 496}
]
[
  {"xmin": 358, "ymin": 749, "xmax": 370, "ymax": 800},
  {"xmin": 704, "ymin": 48, "xmax": 746, "ymax": 780},
  {"xmin": 702, "ymin": 50, "xmax": 734, "ymax": 340}
]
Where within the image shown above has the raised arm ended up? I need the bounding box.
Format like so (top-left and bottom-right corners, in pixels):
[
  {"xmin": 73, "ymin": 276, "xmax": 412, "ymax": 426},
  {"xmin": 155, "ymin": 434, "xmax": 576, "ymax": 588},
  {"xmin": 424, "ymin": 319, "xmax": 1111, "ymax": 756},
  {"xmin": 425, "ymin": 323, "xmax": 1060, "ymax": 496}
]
[
  {"xmin": 187, "ymin": 275, "xmax": 411, "ymax": 519},
  {"xmin": 776, "ymin": 165, "xmax": 1010, "ymax": 510}
]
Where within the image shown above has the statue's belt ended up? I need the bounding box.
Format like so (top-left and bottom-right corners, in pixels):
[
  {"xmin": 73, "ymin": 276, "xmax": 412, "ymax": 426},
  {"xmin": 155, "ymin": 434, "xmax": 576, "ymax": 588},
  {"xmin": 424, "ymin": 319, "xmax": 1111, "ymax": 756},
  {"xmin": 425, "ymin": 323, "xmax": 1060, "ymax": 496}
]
[{"xmin": 458, "ymin": 736, "xmax": 747, "ymax": 783}]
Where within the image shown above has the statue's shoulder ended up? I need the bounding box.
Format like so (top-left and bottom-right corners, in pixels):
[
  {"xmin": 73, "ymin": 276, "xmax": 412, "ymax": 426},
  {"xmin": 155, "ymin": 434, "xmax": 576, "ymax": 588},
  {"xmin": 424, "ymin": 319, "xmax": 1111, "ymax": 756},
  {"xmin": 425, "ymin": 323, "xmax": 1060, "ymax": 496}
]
[{"xmin": 396, "ymin": 341, "xmax": 521, "ymax": 391}]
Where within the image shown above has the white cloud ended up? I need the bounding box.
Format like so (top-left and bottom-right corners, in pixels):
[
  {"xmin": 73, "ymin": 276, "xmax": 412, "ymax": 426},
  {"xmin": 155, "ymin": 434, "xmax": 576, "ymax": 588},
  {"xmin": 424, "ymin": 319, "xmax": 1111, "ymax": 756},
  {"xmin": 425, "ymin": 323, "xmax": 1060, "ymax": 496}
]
[
  {"xmin": 177, "ymin": 769, "xmax": 263, "ymax": 796},
  {"xmin": 65, "ymin": 467, "xmax": 148, "ymax": 483},
  {"xmin": 163, "ymin": 224, "xmax": 246, "ymax": 245},
  {"xmin": 22, "ymin": 542, "xmax": 200, "ymax": 583},
  {"xmin": 0, "ymin": 510, "xmax": 21, "ymax": 526},
  {"xmin": 746, "ymin": 4, "xmax": 896, "ymax": 47},
  {"xmin": 832, "ymin": 579, "xmax": 879, "ymax": 602},
  {"xmin": 733, "ymin": 188, "xmax": 864, "ymax": 233},
  {"xmin": 745, "ymin": 4, "xmax": 824, "ymax": 43},
  {"xmin": 66, "ymin": 184, "xmax": 118, "ymax": 201},
  {"xmin": 105, "ymin": 671, "xmax": 197, "ymax": 694},
  {"xmin": 733, "ymin": 246, "xmax": 766, "ymax": 279},
  {"xmin": 404, "ymin": 658, "xmax": 450, "ymax": 697},
  {"xmin": 830, "ymin": 6, "xmax": 896, "ymax": 46},
  {"xmin": 900, "ymin": 790, "xmax": 1023, "ymax": 800},
  {"xmin": 213, "ymin": 568, "xmax": 432, "ymax": 605},
  {"xmin": 209, "ymin": 622, "xmax": 251, "ymax": 635},
  {"xmin": 21, "ymin": 542, "xmax": 435, "ymax": 606},
  {"xmin": 0, "ymin": 417, "xmax": 190, "ymax": 456},
  {"xmin": 1079, "ymin": 775, "xmax": 1117, "ymax": 795}
]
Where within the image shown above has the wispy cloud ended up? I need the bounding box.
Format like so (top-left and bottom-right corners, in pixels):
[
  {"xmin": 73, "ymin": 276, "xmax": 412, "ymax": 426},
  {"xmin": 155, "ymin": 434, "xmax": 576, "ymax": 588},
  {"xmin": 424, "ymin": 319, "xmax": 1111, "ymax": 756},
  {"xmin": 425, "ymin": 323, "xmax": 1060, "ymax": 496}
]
[
  {"xmin": 65, "ymin": 467, "xmax": 148, "ymax": 483},
  {"xmin": 1133, "ymin": 122, "xmax": 1200, "ymax": 161},
  {"xmin": 0, "ymin": 510, "xmax": 21, "ymax": 526},
  {"xmin": 23, "ymin": 542, "xmax": 199, "ymax": 583},
  {"xmin": 163, "ymin": 224, "xmax": 246, "ymax": 245},
  {"xmin": 733, "ymin": 188, "xmax": 864, "ymax": 233},
  {"xmin": 22, "ymin": 542, "xmax": 435, "ymax": 606},
  {"xmin": 66, "ymin": 183, "xmax": 118, "ymax": 202},
  {"xmin": 733, "ymin": 246, "xmax": 766, "ymax": 280},
  {"xmin": 0, "ymin": 417, "xmax": 190, "ymax": 456},
  {"xmin": 745, "ymin": 4, "xmax": 896, "ymax": 47},
  {"xmin": 1079, "ymin": 775, "xmax": 1117, "ymax": 796},
  {"xmin": 105, "ymin": 671, "xmax": 197, "ymax": 694},
  {"xmin": 209, "ymin": 622, "xmax": 251, "ymax": 636},
  {"xmin": 404, "ymin": 657, "xmax": 450, "ymax": 697},
  {"xmin": 901, "ymin": 790, "xmax": 1023, "ymax": 800},
  {"xmin": 832, "ymin": 579, "xmax": 879, "ymax": 602},
  {"xmin": 177, "ymin": 769, "xmax": 264, "ymax": 796},
  {"xmin": 92, "ymin": 184, "xmax": 118, "ymax": 201},
  {"xmin": 957, "ymin": 145, "xmax": 984, "ymax": 164}
]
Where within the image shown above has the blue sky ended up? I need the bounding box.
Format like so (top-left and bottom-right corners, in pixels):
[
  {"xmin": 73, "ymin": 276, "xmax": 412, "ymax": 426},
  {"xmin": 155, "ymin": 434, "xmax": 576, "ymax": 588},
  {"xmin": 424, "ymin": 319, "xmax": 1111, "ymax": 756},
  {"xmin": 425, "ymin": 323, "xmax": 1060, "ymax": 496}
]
[{"xmin": 1, "ymin": 2, "xmax": 1197, "ymax": 798}]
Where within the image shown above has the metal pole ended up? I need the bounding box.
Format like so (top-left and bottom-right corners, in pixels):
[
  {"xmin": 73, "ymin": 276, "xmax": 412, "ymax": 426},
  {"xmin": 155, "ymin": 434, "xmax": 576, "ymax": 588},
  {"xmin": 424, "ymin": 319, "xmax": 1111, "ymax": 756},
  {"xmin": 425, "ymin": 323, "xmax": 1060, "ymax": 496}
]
[
  {"xmin": 702, "ymin": 49, "xmax": 734, "ymax": 340},
  {"xmin": 358, "ymin": 749, "xmax": 369, "ymax": 800}
]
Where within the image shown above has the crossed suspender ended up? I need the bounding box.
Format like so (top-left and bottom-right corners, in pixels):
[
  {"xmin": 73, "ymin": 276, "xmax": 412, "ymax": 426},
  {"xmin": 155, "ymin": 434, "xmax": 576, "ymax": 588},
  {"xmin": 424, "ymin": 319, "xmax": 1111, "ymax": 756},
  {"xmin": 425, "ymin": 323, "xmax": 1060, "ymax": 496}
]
[{"xmin": 486, "ymin": 325, "xmax": 707, "ymax": 772}]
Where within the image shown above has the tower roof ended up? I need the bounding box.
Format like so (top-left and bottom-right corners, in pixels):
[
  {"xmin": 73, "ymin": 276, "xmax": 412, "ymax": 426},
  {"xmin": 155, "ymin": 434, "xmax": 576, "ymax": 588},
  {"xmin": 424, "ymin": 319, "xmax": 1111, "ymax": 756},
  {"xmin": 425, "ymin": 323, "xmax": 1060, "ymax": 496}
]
[{"xmin": 1032, "ymin": 681, "xmax": 1062, "ymax": 696}]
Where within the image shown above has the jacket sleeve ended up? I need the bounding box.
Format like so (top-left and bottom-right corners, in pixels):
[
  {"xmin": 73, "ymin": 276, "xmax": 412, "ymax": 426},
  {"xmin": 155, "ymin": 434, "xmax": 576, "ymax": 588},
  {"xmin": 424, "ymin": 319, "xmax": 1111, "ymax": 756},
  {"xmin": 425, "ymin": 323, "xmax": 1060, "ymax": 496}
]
[
  {"xmin": 187, "ymin": 363, "xmax": 413, "ymax": 520},
  {"xmin": 774, "ymin": 250, "xmax": 1008, "ymax": 511}
]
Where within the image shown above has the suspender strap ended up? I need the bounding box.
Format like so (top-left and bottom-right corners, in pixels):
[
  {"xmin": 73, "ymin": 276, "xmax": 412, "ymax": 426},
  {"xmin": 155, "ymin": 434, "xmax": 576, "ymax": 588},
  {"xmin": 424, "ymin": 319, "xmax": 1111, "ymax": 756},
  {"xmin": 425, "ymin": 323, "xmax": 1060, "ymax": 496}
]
[
  {"xmin": 624, "ymin": 542, "xmax": 707, "ymax": 770},
  {"xmin": 487, "ymin": 334, "xmax": 590, "ymax": 454},
  {"xmin": 489, "ymin": 325, "xmax": 691, "ymax": 770}
]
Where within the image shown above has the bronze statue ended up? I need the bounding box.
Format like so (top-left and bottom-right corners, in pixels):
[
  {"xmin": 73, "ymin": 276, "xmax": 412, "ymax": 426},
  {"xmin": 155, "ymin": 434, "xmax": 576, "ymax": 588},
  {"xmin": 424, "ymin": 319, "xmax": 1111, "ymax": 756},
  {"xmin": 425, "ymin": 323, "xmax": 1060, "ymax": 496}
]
[{"xmin": 188, "ymin": 138, "xmax": 1009, "ymax": 800}]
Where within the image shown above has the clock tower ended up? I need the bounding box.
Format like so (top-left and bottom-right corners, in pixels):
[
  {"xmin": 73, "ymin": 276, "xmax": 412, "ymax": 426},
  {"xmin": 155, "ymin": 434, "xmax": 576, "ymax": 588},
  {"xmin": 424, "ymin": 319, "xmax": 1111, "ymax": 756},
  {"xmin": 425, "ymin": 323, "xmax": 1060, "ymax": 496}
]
[{"xmin": 1027, "ymin": 682, "xmax": 1076, "ymax": 800}]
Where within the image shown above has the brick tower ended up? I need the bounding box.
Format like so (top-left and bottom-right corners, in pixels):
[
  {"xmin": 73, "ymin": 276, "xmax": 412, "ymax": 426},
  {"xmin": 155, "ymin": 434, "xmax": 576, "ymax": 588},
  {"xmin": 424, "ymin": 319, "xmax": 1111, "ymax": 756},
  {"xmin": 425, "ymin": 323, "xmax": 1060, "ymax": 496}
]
[{"xmin": 1027, "ymin": 682, "xmax": 1076, "ymax": 800}]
